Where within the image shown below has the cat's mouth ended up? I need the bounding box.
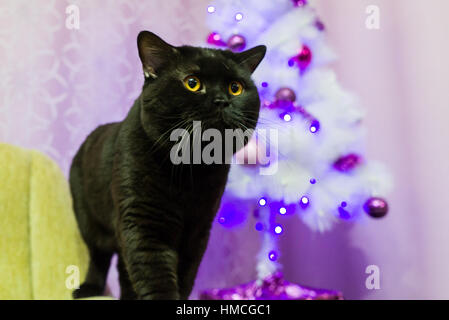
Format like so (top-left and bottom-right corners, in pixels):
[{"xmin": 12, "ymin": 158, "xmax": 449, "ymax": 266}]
[
  {"xmin": 199, "ymin": 108, "xmax": 248, "ymax": 131},
  {"xmin": 200, "ymin": 117, "xmax": 236, "ymax": 132}
]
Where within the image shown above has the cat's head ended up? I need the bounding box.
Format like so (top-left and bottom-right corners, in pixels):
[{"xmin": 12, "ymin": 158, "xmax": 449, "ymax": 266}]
[{"xmin": 137, "ymin": 31, "xmax": 266, "ymax": 148}]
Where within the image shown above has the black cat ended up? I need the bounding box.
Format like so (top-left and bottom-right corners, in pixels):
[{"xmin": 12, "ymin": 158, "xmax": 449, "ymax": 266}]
[{"xmin": 70, "ymin": 31, "xmax": 265, "ymax": 300}]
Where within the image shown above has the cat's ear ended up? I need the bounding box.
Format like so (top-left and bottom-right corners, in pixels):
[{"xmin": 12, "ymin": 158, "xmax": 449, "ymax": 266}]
[
  {"xmin": 137, "ymin": 31, "xmax": 177, "ymax": 78},
  {"xmin": 235, "ymin": 45, "xmax": 267, "ymax": 74}
]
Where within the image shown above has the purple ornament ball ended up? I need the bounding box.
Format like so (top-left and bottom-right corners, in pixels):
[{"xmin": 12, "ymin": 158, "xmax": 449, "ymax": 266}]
[
  {"xmin": 292, "ymin": 0, "xmax": 308, "ymax": 7},
  {"xmin": 275, "ymin": 87, "xmax": 296, "ymax": 102},
  {"xmin": 363, "ymin": 197, "xmax": 389, "ymax": 218},
  {"xmin": 315, "ymin": 19, "xmax": 325, "ymax": 31},
  {"xmin": 227, "ymin": 34, "xmax": 246, "ymax": 52},
  {"xmin": 333, "ymin": 153, "xmax": 362, "ymax": 172}
]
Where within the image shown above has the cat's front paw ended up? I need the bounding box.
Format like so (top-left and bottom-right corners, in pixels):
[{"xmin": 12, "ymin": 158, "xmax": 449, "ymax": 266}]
[
  {"xmin": 140, "ymin": 291, "xmax": 180, "ymax": 300},
  {"xmin": 73, "ymin": 283, "xmax": 104, "ymax": 299}
]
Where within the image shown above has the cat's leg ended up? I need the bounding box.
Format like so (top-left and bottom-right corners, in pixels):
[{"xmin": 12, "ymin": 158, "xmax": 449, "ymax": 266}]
[
  {"xmin": 70, "ymin": 162, "xmax": 113, "ymax": 299},
  {"xmin": 178, "ymin": 233, "xmax": 210, "ymax": 300},
  {"xmin": 119, "ymin": 218, "xmax": 181, "ymax": 300},
  {"xmin": 117, "ymin": 254, "xmax": 137, "ymax": 300},
  {"xmin": 73, "ymin": 247, "xmax": 112, "ymax": 299}
]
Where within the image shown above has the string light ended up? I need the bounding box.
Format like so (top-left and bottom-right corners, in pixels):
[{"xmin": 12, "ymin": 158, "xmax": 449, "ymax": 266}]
[
  {"xmin": 235, "ymin": 12, "xmax": 243, "ymax": 21},
  {"xmin": 309, "ymin": 120, "xmax": 320, "ymax": 133},
  {"xmin": 300, "ymin": 196, "xmax": 310, "ymax": 209},
  {"xmin": 279, "ymin": 207, "xmax": 287, "ymax": 215},
  {"xmin": 207, "ymin": 5, "xmax": 215, "ymax": 13},
  {"xmin": 274, "ymin": 224, "xmax": 283, "ymax": 235},
  {"xmin": 283, "ymin": 113, "xmax": 292, "ymax": 122},
  {"xmin": 268, "ymin": 250, "xmax": 278, "ymax": 261},
  {"xmin": 259, "ymin": 197, "xmax": 267, "ymax": 206}
]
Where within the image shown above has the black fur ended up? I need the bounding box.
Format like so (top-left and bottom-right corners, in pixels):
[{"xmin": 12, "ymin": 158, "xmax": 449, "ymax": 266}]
[{"xmin": 70, "ymin": 31, "xmax": 266, "ymax": 300}]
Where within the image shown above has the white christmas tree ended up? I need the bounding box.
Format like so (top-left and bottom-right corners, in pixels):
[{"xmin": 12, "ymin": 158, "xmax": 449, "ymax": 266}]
[{"xmin": 204, "ymin": 0, "xmax": 392, "ymax": 286}]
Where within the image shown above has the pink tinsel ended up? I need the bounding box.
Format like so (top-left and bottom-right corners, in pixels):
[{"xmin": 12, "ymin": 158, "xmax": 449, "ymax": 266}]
[{"xmin": 200, "ymin": 272, "xmax": 343, "ymax": 300}]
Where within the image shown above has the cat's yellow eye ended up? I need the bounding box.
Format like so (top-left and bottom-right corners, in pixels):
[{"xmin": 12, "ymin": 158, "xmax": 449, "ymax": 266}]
[
  {"xmin": 229, "ymin": 81, "xmax": 243, "ymax": 96},
  {"xmin": 183, "ymin": 75, "xmax": 201, "ymax": 92}
]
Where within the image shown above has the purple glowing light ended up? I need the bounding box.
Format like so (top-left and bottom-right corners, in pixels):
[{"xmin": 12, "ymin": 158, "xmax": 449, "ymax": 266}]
[
  {"xmin": 300, "ymin": 196, "xmax": 310, "ymax": 209},
  {"xmin": 268, "ymin": 250, "xmax": 278, "ymax": 261},
  {"xmin": 218, "ymin": 216, "xmax": 226, "ymax": 224},
  {"xmin": 279, "ymin": 207, "xmax": 287, "ymax": 215},
  {"xmin": 259, "ymin": 197, "xmax": 267, "ymax": 206},
  {"xmin": 281, "ymin": 112, "xmax": 292, "ymax": 122},
  {"xmin": 310, "ymin": 178, "xmax": 316, "ymax": 184},
  {"xmin": 207, "ymin": 5, "xmax": 215, "ymax": 13},
  {"xmin": 235, "ymin": 13, "xmax": 243, "ymax": 21},
  {"xmin": 309, "ymin": 120, "xmax": 320, "ymax": 133},
  {"xmin": 261, "ymin": 82, "xmax": 268, "ymax": 88},
  {"xmin": 341, "ymin": 201, "xmax": 347, "ymax": 208},
  {"xmin": 274, "ymin": 225, "xmax": 283, "ymax": 235},
  {"xmin": 338, "ymin": 206, "xmax": 351, "ymax": 220},
  {"xmin": 255, "ymin": 222, "xmax": 264, "ymax": 231}
]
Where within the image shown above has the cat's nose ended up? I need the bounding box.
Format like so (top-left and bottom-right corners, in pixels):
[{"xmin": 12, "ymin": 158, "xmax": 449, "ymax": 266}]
[{"xmin": 213, "ymin": 97, "xmax": 230, "ymax": 108}]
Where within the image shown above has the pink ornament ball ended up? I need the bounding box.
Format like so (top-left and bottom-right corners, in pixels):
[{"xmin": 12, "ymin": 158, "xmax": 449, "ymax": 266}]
[
  {"xmin": 289, "ymin": 45, "xmax": 312, "ymax": 72},
  {"xmin": 227, "ymin": 34, "xmax": 246, "ymax": 52},
  {"xmin": 292, "ymin": 0, "xmax": 308, "ymax": 7},
  {"xmin": 275, "ymin": 87, "xmax": 296, "ymax": 102},
  {"xmin": 207, "ymin": 32, "xmax": 226, "ymax": 47},
  {"xmin": 297, "ymin": 45, "xmax": 312, "ymax": 70}
]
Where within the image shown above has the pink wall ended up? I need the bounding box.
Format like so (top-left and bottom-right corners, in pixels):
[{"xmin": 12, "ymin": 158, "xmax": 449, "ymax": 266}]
[
  {"xmin": 310, "ymin": 0, "xmax": 449, "ymax": 298},
  {"xmin": 1, "ymin": 0, "xmax": 448, "ymax": 299}
]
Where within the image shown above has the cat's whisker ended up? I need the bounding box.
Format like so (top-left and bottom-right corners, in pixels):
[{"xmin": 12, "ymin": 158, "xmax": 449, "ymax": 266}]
[
  {"xmin": 147, "ymin": 118, "xmax": 192, "ymax": 156},
  {"xmin": 171, "ymin": 123, "xmax": 193, "ymax": 186}
]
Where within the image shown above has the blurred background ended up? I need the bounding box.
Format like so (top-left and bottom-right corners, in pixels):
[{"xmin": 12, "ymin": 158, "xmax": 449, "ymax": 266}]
[{"xmin": 0, "ymin": 0, "xmax": 448, "ymax": 299}]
